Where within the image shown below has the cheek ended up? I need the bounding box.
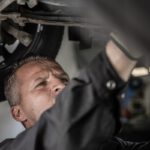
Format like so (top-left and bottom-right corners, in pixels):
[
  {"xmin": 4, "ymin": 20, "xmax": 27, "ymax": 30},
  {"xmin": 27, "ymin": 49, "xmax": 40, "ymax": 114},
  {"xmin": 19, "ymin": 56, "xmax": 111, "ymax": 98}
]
[
  {"xmin": 28, "ymin": 91, "xmax": 55, "ymax": 120},
  {"xmin": 21, "ymin": 87, "xmax": 56, "ymax": 122}
]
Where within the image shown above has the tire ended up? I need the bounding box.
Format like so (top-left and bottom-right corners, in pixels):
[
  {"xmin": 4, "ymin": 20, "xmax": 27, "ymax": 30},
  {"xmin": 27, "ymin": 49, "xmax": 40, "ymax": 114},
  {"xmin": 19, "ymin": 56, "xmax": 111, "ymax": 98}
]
[{"xmin": 0, "ymin": 8, "xmax": 64, "ymax": 101}]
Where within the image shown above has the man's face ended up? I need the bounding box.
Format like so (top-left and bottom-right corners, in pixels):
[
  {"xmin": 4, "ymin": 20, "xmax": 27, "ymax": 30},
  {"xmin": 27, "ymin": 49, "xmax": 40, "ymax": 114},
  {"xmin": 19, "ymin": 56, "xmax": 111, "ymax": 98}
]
[{"xmin": 12, "ymin": 62, "xmax": 65, "ymax": 128}]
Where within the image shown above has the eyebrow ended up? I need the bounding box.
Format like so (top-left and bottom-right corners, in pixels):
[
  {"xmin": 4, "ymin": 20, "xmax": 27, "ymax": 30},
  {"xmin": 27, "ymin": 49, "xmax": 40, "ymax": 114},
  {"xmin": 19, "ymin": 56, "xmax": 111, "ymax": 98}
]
[
  {"xmin": 34, "ymin": 75, "xmax": 48, "ymax": 83},
  {"xmin": 35, "ymin": 71, "xmax": 51, "ymax": 82}
]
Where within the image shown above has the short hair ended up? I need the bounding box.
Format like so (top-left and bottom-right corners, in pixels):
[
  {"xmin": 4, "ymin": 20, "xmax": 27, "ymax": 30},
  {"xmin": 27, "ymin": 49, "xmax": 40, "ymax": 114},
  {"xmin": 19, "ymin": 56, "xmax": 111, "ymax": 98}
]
[{"xmin": 4, "ymin": 56, "xmax": 69, "ymax": 106}]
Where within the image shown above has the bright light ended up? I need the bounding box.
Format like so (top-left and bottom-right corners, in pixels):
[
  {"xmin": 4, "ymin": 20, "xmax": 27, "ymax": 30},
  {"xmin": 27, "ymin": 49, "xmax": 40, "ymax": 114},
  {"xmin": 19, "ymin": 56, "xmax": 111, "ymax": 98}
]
[{"xmin": 132, "ymin": 67, "xmax": 149, "ymax": 77}]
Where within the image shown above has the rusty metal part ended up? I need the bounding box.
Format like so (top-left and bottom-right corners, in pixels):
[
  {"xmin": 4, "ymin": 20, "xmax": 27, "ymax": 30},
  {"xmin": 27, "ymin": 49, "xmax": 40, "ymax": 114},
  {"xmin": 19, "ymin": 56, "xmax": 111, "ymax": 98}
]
[
  {"xmin": 21, "ymin": 17, "xmax": 100, "ymax": 28},
  {"xmin": 0, "ymin": 12, "xmax": 100, "ymax": 28},
  {"xmin": 2, "ymin": 22, "xmax": 32, "ymax": 47},
  {"xmin": 0, "ymin": 13, "xmax": 25, "ymax": 26}
]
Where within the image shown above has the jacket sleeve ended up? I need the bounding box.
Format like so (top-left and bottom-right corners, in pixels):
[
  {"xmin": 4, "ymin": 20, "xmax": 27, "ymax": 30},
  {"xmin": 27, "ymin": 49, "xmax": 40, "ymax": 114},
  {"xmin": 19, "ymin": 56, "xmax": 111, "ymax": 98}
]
[
  {"xmin": 100, "ymin": 137, "xmax": 150, "ymax": 150},
  {"xmin": 0, "ymin": 50, "xmax": 126, "ymax": 150}
]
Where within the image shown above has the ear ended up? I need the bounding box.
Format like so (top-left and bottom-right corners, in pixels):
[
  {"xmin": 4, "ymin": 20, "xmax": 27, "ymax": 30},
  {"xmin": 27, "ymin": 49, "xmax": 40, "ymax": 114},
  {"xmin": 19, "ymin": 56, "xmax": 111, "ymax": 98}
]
[{"xmin": 11, "ymin": 105, "xmax": 27, "ymax": 122}]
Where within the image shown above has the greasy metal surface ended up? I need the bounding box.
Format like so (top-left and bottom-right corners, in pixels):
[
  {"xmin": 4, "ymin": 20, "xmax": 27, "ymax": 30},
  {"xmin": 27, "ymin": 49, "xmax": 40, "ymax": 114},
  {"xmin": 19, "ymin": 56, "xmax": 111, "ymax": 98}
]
[
  {"xmin": 26, "ymin": 0, "xmax": 38, "ymax": 8},
  {"xmin": 0, "ymin": 13, "xmax": 100, "ymax": 28},
  {"xmin": 0, "ymin": 0, "xmax": 16, "ymax": 12},
  {"xmin": 2, "ymin": 22, "xmax": 32, "ymax": 47}
]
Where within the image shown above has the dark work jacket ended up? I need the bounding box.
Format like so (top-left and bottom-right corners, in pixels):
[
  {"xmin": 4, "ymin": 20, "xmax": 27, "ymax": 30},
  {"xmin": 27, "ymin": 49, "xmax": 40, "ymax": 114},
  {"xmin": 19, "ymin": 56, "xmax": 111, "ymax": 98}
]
[
  {"xmin": 100, "ymin": 137, "xmax": 150, "ymax": 150},
  {"xmin": 0, "ymin": 51, "xmax": 149, "ymax": 150}
]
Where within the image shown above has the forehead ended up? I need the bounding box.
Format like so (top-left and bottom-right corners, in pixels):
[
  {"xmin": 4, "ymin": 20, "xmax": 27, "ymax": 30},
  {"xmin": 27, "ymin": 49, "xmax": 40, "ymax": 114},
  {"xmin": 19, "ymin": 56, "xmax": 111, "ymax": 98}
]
[{"xmin": 16, "ymin": 62, "xmax": 49, "ymax": 82}]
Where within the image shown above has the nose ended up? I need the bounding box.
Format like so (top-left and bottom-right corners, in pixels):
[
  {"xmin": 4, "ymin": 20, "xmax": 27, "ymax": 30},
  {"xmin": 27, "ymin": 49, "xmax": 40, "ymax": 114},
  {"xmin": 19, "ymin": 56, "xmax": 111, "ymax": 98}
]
[{"xmin": 52, "ymin": 85, "xmax": 65, "ymax": 97}]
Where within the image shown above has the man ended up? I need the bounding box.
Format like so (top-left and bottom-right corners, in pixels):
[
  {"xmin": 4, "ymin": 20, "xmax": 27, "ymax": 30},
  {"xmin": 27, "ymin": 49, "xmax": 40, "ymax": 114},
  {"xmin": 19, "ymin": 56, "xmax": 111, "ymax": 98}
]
[
  {"xmin": 4, "ymin": 39, "xmax": 135, "ymax": 129},
  {"xmin": 0, "ymin": 40, "xmax": 149, "ymax": 150},
  {"xmin": 5, "ymin": 57, "xmax": 69, "ymax": 128}
]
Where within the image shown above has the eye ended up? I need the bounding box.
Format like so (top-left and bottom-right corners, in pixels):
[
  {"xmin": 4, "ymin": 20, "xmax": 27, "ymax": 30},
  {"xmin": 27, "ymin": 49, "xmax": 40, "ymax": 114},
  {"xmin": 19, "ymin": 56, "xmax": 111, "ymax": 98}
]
[{"xmin": 35, "ymin": 81, "xmax": 47, "ymax": 89}]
